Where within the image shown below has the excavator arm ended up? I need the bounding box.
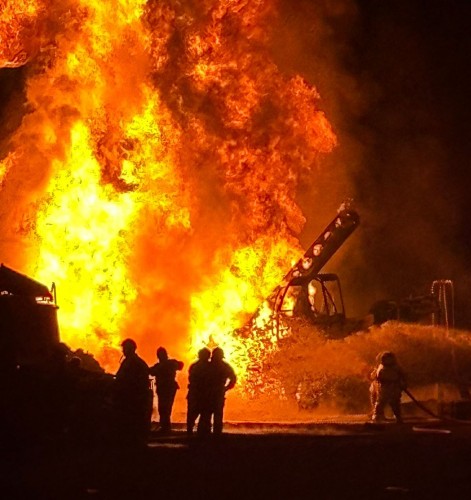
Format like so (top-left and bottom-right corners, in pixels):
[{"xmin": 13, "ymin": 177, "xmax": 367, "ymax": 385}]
[
  {"xmin": 272, "ymin": 203, "xmax": 359, "ymax": 316},
  {"xmin": 284, "ymin": 203, "xmax": 359, "ymax": 288}
]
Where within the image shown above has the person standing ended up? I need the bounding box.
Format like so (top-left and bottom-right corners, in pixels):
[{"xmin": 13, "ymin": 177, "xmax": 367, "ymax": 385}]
[
  {"xmin": 149, "ymin": 347, "xmax": 184, "ymax": 434},
  {"xmin": 114, "ymin": 338, "xmax": 152, "ymax": 446},
  {"xmin": 186, "ymin": 347, "xmax": 211, "ymax": 435},
  {"xmin": 205, "ymin": 347, "xmax": 236, "ymax": 435},
  {"xmin": 370, "ymin": 351, "xmax": 407, "ymax": 423}
]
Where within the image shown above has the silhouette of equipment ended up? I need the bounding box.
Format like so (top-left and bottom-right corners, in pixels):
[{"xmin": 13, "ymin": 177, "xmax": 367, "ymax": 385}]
[
  {"xmin": 259, "ymin": 203, "xmax": 454, "ymax": 334},
  {"xmin": 262, "ymin": 202, "xmax": 360, "ymax": 335},
  {"xmin": 0, "ymin": 263, "xmax": 59, "ymax": 365},
  {"xmin": 282, "ymin": 205, "xmax": 360, "ymax": 288}
]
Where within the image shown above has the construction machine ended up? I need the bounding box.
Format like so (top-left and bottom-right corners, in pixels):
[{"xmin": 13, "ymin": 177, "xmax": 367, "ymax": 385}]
[
  {"xmin": 369, "ymin": 280, "xmax": 454, "ymax": 329},
  {"xmin": 252, "ymin": 202, "xmax": 361, "ymax": 337},
  {"xmin": 256, "ymin": 202, "xmax": 453, "ymax": 337},
  {"xmin": 250, "ymin": 204, "xmax": 460, "ymax": 414}
]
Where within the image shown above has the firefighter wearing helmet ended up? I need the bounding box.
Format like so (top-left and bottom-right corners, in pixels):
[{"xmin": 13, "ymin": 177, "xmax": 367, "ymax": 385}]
[
  {"xmin": 199, "ymin": 347, "xmax": 237, "ymax": 435},
  {"xmin": 186, "ymin": 347, "xmax": 212, "ymax": 435},
  {"xmin": 370, "ymin": 351, "xmax": 407, "ymax": 423},
  {"xmin": 149, "ymin": 346, "xmax": 184, "ymax": 434},
  {"xmin": 113, "ymin": 338, "xmax": 152, "ymax": 445}
]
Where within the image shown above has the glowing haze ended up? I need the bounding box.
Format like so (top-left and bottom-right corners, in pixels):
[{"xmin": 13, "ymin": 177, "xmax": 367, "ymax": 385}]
[{"xmin": 0, "ymin": 0, "xmax": 336, "ymax": 380}]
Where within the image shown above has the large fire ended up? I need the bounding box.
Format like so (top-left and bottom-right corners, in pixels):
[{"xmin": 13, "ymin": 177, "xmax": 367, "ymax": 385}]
[{"xmin": 0, "ymin": 0, "xmax": 336, "ymax": 384}]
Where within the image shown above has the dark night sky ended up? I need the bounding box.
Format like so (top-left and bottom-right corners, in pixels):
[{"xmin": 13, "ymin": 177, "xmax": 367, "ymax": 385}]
[
  {"xmin": 1, "ymin": 0, "xmax": 471, "ymax": 326},
  {"xmin": 347, "ymin": 0, "xmax": 471, "ymax": 327}
]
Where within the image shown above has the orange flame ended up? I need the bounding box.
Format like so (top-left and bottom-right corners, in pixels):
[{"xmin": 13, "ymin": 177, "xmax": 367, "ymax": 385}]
[
  {"xmin": 0, "ymin": 0, "xmax": 337, "ymax": 385},
  {"xmin": 0, "ymin": 0, "xmax": 44, "ymax": 67}
]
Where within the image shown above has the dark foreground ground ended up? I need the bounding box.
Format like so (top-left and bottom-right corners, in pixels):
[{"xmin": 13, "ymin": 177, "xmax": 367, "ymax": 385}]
[{"xmin": 2, "ymin": 418, "xmax": 471, "ymax": 500}]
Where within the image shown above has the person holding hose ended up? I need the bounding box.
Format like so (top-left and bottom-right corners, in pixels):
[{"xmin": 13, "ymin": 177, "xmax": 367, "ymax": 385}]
[{"xmin": 370, "ymin": 351, "xmax": 407, "ymax": 423}]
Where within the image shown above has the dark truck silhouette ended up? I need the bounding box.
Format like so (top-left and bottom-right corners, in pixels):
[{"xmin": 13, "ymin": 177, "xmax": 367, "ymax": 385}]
[
  {"xmin": 0, "ymin": 265, "xmax": 113, "ymax": 444},
  {"xmin": 0, "ymin": 263, "xmax": 59, "ymax": 367}
]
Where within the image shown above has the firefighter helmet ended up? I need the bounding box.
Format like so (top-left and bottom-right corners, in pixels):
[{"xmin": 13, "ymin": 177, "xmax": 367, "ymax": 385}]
[
  {"xmin": 121, "ymin": 338, "xmax": 137, "ymax": 354},
  {"xmin": 212, "ymin": 347, "xmax": 225, "ymax": 361},
  {"xmin": 380, "ymin": 351, "xmax": 396, "ymax": 365}
]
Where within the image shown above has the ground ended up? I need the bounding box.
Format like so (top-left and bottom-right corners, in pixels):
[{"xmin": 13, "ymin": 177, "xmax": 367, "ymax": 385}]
[{"xmin": 2, "ymin": 417, "xmax": 471, "ymax": 500}]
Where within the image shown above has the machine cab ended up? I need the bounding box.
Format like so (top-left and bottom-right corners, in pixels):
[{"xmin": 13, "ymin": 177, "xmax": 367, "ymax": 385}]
[{"xmin": 275, "ymin": 273, "xmax": 346, "ymax": 327}]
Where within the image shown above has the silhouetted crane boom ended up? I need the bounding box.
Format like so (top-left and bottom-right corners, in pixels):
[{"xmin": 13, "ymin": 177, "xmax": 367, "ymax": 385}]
[{"xmin": 284, "ymin": 203, "xmax": 360, "ymax": 287}]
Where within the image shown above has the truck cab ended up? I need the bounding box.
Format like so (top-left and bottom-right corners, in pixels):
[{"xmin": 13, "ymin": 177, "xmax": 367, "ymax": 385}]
[{"xmin": 0, "ymin": 264, "xmax": 59, "ymax": 368}]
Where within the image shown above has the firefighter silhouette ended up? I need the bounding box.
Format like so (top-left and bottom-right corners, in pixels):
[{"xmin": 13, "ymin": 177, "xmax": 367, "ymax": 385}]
[
  {"xmin": 114, "ymin": 338, "xmax": 152, "ymax": 445},
  {"xmin": 370, "ymin": 351, "xmax": 407, "ymax": 423},
  {"xmin": 186, "ymin": 347, "xmax": 211, "ymax": 435},
  {"xmin": 199, "ymin": 347, "xmax": 236, "ymax": 435},
  {"xmin": 149, "ymin": 347, "xmax": 184, "ymax": 433}
]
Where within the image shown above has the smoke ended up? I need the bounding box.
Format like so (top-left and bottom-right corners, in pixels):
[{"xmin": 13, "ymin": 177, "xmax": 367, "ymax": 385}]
[
  {"xmin": 349, "ymin": 1, "xmax": 471, "ymax": 327},
  {"xmin": 268, "ymin": 0, "xmax": 471, "ymax": 328},
  {"xmin": 253, "ymin": 319, "xmax": 471, "ymax": 417},
  {"xmin": 167, "ymin": 319, "xmax": 471, "ymax": 421}
]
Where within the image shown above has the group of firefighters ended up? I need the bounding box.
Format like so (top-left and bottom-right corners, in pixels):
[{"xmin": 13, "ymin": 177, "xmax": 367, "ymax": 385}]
[
  {"xmin": 1, "ymin": 334, "xmax": 408, "ymax": 451},
  {"xmin": 114, "ymin": 339, "xmax": 407, "ymax": 446},
  {"xmin": 113, "ymin": 339, "xmax": 237, "ymax": 443}
]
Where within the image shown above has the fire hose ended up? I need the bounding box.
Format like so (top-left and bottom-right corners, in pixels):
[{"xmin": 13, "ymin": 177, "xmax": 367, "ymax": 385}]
[{"xmin": 404, "ymin": 388, "xmax": 471, "ymax": 425}]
